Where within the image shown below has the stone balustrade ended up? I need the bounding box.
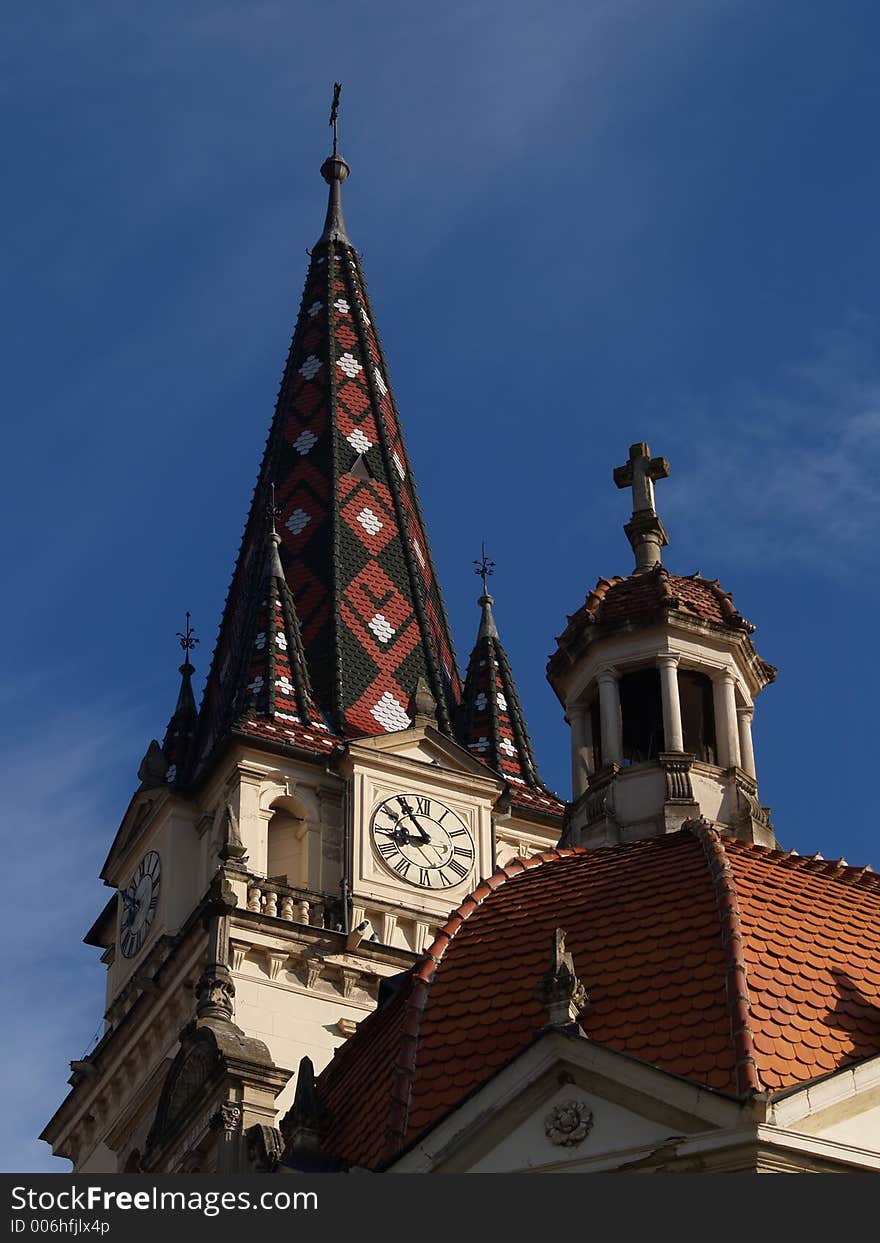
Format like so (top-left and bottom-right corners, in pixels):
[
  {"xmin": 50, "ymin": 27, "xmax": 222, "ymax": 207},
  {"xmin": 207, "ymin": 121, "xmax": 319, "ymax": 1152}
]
[{"xmin": 244, "ymin": 878, "xmax": 340, "ymax": 931}]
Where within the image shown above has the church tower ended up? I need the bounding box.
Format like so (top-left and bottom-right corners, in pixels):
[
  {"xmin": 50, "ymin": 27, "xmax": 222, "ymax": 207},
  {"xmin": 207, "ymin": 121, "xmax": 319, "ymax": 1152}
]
[
  {"xmin": 41, "ymin": 96, "xmax": 563, "ymax": 1174},
  {"xmin": 548, "ymin": 442, "xmax": 776, "ymax": 850}
]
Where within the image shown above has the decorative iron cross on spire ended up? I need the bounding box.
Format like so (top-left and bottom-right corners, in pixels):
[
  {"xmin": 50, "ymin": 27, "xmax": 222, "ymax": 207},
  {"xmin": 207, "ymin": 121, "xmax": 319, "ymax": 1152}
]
[
  {"xmin": 177, "ymin": 611, "xmax": 199, "ymax": 659},
  {"xmin": 473, "ymin": 542, "xmax": 495, "ymax": 595},
  {"xmin": 613, "ymin": 442, "xmax": 671, "ymax": 574},
  {"xmin": 329, "ymin": 81, "xmax": 342, "ymax": 157}
]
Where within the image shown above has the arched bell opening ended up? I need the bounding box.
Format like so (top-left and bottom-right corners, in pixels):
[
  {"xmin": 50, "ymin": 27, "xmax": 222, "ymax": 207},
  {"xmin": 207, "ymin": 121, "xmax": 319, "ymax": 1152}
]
[
  {"xmin": 266, "ymin": 796, "xmax": 310, "ymax": 888},
  {"xmin": 678, "ymin": 670, "xmax": 717, "ymax": 764},
  {"xmin": 619, "ymin": 668, "xmax": 664, "ymax": 765}
]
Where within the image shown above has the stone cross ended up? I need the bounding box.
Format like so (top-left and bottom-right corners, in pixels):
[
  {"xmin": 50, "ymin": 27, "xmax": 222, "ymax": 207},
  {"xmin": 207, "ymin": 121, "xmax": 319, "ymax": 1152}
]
[
  {"xmin": 613, "ymin": 442, "xmax": 670, "ymax": 519},
  {"xmin": 612, "ymin": 442, "xmax": 671, "ymax": 574}
]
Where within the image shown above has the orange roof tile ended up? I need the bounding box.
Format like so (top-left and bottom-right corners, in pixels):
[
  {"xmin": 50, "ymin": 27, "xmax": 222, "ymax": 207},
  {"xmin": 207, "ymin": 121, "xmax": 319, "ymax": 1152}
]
[{"xmin": 302, "ymin": 825, "xmax": 880, "ymax": 1170}]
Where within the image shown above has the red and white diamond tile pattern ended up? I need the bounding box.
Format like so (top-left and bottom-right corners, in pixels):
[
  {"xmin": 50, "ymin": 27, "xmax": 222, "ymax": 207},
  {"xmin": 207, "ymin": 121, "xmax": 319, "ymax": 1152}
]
[{"xmin": 198, "ymin": 236, "xmax": 462, "ymax": 762}]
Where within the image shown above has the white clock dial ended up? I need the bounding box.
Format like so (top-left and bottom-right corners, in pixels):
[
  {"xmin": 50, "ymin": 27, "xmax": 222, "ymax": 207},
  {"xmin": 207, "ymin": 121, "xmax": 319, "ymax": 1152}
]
[
  {"xmin": 371, "ymin": 794, "xmax": 475, "ymax": 889},
  {"xmin": 120, "ymin": 849, "xmax": 161, "ymax": 959}
]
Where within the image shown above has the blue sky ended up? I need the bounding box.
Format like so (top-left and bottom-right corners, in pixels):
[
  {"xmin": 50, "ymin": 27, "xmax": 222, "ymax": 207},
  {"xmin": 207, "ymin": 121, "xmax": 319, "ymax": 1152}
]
[{"xmin": 3, "ymin": 1, "xmax": 879, "ymax": 1171}]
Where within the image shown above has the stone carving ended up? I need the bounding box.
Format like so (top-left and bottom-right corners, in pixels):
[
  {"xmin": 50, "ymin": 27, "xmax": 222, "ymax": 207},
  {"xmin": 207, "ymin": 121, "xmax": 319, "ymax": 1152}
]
[
  {"xmin": 147, "ymin": 1040, "xmax": 219, "ymax": 1155},
  {"xmin": 734, "ymin": 773, "xmax": 771, "ymax": 829},
  {"xmin": 137, "ymin": 741, "xmax": 167, "ymax": 789},
  {"xmin": 544, "ymin": 1099, "xmax": 594, "ymax": 1147},
  {"xmin": 217, "ymin": 802, "xmax": 248, "ymax": 865},
  {"xmin": 196, "ymin": 963, "xmax": 235, "ymax": 1021},
  {"xmin": 246, "ymin": 1124, "xmax": 284, "ymax": 1172},
  {"xmin": 212, "ymin": 1102, "xmax": 243, "ymax": 1134},
  {"xmin": 535, "ymin": 928, "xmax": 588, "ymax": 1026},
  {"xmin": 659, "ymin": 752, "xmax": 694, "ymax": 802}
]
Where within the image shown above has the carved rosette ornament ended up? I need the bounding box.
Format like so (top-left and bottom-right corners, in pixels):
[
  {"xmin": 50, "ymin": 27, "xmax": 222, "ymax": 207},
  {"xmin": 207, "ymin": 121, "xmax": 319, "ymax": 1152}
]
[
  {"xmin": 544, "ymin": 1099, "xmax": 593, "ymax": 1148},
  {"xmin": 196, "ymin": 963, "xmax": 236, "ymax": 1021}
]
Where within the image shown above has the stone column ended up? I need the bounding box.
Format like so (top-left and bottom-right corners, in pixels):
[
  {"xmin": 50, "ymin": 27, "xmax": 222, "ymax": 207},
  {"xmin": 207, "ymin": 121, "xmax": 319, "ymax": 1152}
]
[
  {"xmin": 713, "ymin": 671, "xmax": 742, "ymax": 769},
  {"xmin": 737, "ymin": 706, "xmax": 756, "ymax": 779},
  {"xmin": 597, "ymin": 669, "xmax": 623, "ymax": 768},
  {"xmin": 569, "ymin": 706, "xmax": 590, "ymax": 798},
  {"xmin": 657, "ymin": 654, "xmax": 684, "ymax": 752}
]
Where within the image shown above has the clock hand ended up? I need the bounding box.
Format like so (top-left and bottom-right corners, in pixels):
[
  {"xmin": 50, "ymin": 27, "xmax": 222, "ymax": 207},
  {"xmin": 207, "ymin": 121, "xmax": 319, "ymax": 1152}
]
[
  {"xmin": 399, "ymin": 813, "xmax": 430, "ymax": 844},
  {"xmin": 375, "ymin": 826, "xmax": 410, "ymax": 844}
]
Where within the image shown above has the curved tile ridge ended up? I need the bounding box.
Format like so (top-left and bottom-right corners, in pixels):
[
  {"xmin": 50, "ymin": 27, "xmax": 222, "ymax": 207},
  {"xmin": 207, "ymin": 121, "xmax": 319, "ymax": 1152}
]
[
  {"xmin": 382, "ymin": 846, "xmax": 587, "ymax": 1163},
  {"xmin": 687, "ymin": 819, "xmax": 763, "ymax": 1096}
]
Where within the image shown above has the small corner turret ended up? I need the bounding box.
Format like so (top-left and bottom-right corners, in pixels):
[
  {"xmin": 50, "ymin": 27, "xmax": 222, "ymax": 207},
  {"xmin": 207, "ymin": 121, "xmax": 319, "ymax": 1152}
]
[{"xmin": 548, "ymin": 442, "xmax": 776, "ymax": 850}]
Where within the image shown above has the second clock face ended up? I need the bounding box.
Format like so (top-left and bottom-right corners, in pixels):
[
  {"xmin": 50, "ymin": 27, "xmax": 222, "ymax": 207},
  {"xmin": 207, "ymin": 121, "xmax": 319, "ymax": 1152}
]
[
  {"xmin": 120, "ymin": 849, "xmax": 161, "ymax": 959},
  {"xmin": 371, "ymin": 793, "xmax": 475, "ymax": 889}
]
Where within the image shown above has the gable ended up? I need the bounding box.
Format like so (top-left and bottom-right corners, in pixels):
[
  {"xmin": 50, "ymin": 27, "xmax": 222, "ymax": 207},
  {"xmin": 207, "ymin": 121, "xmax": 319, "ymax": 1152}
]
[
  {"xmin": 347, "ymin": 725, "xmax": 506, "ymax": 787},
  {"xmin": 391, "ymin": 1032, "xmax": 746, "ymax": 1173}
]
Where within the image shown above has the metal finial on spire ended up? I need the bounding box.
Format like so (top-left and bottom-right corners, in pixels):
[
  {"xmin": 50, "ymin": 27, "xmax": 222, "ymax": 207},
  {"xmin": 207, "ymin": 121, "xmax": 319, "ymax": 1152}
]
[
  {"xmin": 473, "ymin": 542, "xmax": 495, "ymax": 595},
  {"xmin": 473, "ymin": 543, "xmax": 498, "ymax": 639},
  {"xmin": 267, "ymin": 482, "xmax": 281, "ymax": 535},
  {"xmin": 613, "ymin": 442, "xmax": 671, "ymax": 575},
  {"xmin": 264, "ymin": 481, "xmax": 286, "ymax": 580},
  {"xmin": 329, "ymin": 82, "xmax": 342, "ymax": 157},
  {"xmin": 318, "ymin": 82, "xmax": 351, "ymax": 245},
  {"xmin": 176, "ymin": 612, "xmax": 199, "ymax": 667}
]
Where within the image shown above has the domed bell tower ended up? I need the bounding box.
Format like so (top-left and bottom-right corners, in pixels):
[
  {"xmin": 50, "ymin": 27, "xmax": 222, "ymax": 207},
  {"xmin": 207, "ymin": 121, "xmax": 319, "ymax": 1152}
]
[{"xmin": 548, "ymin": 443, "xmax": 776, "ymax": 849}]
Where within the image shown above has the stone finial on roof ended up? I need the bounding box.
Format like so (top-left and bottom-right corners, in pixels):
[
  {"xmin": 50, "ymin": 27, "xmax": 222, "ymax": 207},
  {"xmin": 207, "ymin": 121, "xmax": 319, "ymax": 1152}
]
[
  {"xmin": 408, "ymin": 676, "xmax": 437, "ymax": 725},
  {"xmin": 535, "ymin": 927, "xmax": 588, "ymax": 1027},
  {"xmin": 280, "ymin": 1056, "xmax": 332, "ymax": 1155},
  {"xmin": 217, "ymin": 802, "xmax": 248, "ymax": 866},
  {"xmin": 613, "ymin": 442, "xmax": 670, "ymax": 574}
]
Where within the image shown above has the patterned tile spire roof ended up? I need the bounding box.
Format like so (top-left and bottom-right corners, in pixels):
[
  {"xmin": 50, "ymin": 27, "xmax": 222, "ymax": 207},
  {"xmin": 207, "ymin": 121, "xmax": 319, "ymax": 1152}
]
[
  {"xmin": 230, "ymin": 515, "xmax": 326, "ymax": 745},
  {"xmin": 457, "ymin": 582, "xmax": 553, "ymax": 801},
  {"xmin": 192, "ymin": 121, "xmax": 462, "ymax": 776}
]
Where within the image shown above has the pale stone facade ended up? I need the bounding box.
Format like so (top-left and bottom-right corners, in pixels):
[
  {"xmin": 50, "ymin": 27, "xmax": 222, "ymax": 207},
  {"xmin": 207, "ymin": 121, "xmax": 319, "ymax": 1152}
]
[{"xmin": 41, "ymin": 723, "xmax": 559, "ymax": 1172}]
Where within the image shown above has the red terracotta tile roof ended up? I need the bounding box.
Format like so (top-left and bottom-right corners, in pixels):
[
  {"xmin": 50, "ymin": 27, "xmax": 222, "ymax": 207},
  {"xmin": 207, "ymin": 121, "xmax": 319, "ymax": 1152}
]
[
  {"xmin": 306, "ymin": 826, "xmax": 880, "ymax": 1169},
  {"xmin": 560, "ymin": 564, "xmax": 757, "ymax": 638}
]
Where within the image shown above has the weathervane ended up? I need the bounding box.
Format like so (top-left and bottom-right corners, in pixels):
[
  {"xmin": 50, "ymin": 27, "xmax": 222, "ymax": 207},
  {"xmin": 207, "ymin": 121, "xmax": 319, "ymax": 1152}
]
[
  {"xmin": 176, "ymin": 611, "xmax": 199, "ymax": 667},
  {"xmin": 330, "ymin": 82, "xmax": 342, "ymax": 157},
  {"xmin": 473, "ymin": 542, "xmax": 495, "ymax": 596}
]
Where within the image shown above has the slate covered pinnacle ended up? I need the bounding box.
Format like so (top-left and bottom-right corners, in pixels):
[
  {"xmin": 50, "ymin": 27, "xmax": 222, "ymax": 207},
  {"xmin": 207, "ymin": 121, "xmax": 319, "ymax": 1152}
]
[
  {"xmin": 457, "ymin": 572, "xmax": 549, "ymax": 797},
  {"xmin": 162, "ymin": 612, "xmax": 200, "ymax": 783}
]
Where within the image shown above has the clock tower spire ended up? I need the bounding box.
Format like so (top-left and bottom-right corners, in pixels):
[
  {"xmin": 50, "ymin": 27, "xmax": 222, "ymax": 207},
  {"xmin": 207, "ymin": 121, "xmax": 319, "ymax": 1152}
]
[{"xmin": 42, "ymin": 97, "xmax": 565, "ymax": 1175}]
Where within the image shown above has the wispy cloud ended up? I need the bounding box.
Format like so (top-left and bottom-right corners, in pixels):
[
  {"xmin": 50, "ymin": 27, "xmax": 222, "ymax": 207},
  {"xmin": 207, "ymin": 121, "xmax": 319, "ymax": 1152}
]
[{"xmin": 657, "ymin": 313, "xmax": 880, "ymax": 572}]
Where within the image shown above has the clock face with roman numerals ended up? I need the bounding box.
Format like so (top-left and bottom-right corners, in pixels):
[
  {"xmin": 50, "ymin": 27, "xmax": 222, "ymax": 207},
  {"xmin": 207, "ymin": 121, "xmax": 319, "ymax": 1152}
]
[
  {"xmin": 120, "ymin": 850, "xmax": 161, "ymax": 959},
  {"xmin": 371, "ymin": 794, "xmax": 475, "ymax": 890}
]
